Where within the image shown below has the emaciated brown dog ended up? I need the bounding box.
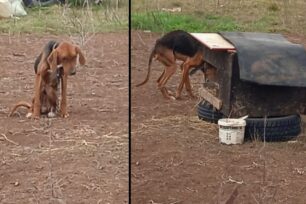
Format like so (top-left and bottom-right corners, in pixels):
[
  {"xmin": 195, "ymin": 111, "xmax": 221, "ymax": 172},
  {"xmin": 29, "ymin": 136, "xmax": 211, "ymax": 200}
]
[
  {"xmin": 9, "ymin": 40, "xmax": 86, "ymax": 119},
  {"xmin": 33, "ymin": 40, "xmax": 85, "ymax": 118},
  {"xmin": 136, "ymin": 30, "xmax": 214, "ymax": 100}
]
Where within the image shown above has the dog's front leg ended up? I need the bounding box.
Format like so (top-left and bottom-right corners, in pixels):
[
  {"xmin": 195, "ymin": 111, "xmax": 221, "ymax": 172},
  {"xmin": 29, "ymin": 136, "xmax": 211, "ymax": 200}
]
[
  {"xmin": 176, "ymin": 62, "xmax": 193, "ymax": 99},
  {"xmin": 60, "ymin": 74, "xmax": 69, "ymax": 118},
  {"xmin": 184, "ymin": 71, "xmax": 195, "ymax": 99},
  {"xmin": 32, "ymin": 74, "xmax": 42, "ymax": 119}
]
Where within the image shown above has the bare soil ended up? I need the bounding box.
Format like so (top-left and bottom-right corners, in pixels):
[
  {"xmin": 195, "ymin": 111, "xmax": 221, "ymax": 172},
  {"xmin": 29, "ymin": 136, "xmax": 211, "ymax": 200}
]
[
  {"xmin": 131, "ymin": 31, "xmax": 306, "ymax": 204},
  {"xmin": 0, "ymin": 33, "xmax": 128, "ymax": 204}
]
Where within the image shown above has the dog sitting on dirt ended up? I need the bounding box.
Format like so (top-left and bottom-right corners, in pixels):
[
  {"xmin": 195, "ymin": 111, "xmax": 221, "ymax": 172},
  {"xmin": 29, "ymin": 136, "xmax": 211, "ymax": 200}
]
[
  {"xmin": 9, "ymin": 66, "xmax": 62, "ymax": 118},
  {"xmin": 9, "ymin": 40, "xmax": 86, "ymax": 119},
  {"xmin": 136, "ymin": 30, "xmax": 214, "ymax": 100}
]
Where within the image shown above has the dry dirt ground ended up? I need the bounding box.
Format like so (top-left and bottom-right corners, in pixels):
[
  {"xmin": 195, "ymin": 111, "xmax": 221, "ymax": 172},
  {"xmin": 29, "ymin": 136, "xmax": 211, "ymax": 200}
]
[
  {"xmin": 131, "ymin": 31, "xmax": 306, "ymax": 204},
  {"xmin": 0, "ymin": 33, "xmax": 128, "ymax": 204}
]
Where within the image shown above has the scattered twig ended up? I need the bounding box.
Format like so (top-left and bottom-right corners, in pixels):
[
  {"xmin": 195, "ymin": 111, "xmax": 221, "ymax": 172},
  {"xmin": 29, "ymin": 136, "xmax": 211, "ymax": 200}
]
[
  {"xmin": 131, "ymin": 172, "xmax": 138, "ymax": 178},
  {"xmin": 61, "ymin": 5, "xmax": 96, "ymax": 46},
  {"xmin": 169, "ymin": 201, "xmax": 181, "ymax": 204},
  {"xmin": 12, "ymin": 52, "xmax": 26, "ymax": 57},
  {"xmin": 149, "ymin": 200, "xmax": 162, "ymax": 204},
  {"xmin": 252, "ymin": 193, "xmax": 260, "ymax": 204},
  {"xmin": 136, "ymin": 31, "xmax": 149, "ymax": 49},
  {"xmin": 48, "ymin": 128, "xmax": 54, "ymax": 198},
  {"xmin": 1, "ymin": 133, "xmax": 19, "ymax": 146},
  {"xmin": 225, "ymin": 176, "xmax": 244, "ymax": 185},
  {"xmin": 224, "ymin": 185, "xmax": 239, "ymax": 204}
]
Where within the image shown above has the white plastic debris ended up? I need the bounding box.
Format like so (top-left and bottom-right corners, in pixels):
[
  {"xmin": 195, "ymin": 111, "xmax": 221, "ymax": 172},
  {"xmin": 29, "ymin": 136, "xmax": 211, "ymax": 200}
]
[{"xmin": 0, "ymin": 0, "xmax": 27, "ymax": 18}]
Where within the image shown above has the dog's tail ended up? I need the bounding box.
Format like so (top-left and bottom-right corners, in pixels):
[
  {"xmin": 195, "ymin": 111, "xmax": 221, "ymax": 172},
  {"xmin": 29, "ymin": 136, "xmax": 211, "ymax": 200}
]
[
  {"xmin": 135, "ymin": 43, "xmax": 157, "ymax": 87},
  {"xmin": 8, "ymin": 101, "xmax": 32, "ymax": 117}
]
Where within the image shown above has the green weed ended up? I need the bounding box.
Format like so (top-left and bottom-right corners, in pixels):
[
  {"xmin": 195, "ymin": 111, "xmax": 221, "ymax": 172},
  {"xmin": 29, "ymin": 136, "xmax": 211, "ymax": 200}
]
[{"xmin": 131, "ymin": 11, "xmax": 240, "ymax": 33}]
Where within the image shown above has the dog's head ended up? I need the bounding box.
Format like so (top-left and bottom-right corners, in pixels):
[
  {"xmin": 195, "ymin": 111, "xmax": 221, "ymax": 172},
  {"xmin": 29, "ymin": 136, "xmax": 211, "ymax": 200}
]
[{"xmin": 47, "ymin": 42, "xmax": 86, "ymax": 76}]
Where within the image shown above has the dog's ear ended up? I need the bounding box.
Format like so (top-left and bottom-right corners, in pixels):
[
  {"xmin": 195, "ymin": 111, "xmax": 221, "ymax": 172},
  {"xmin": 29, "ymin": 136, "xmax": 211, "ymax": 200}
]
[
  {"xmin": 76, "ymin": 46, "xmax": 86, "ymax": 66},
  {"xmin": 47, "ymin": 50, "xmax": 58, "ymax": 71}
]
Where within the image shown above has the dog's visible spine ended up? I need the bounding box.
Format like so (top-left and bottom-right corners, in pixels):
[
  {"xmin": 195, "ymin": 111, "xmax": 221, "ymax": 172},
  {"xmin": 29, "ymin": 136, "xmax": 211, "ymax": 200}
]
[{"xmin": 34, "ymin": 40, "xmax": 59, "ymax": 74}]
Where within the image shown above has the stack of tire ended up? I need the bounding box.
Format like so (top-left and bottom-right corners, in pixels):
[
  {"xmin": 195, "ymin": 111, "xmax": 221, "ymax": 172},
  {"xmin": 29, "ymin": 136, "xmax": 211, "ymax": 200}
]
[{"xmin": 197, "ymin": 100, "xmax": 302, "ymax": 142}]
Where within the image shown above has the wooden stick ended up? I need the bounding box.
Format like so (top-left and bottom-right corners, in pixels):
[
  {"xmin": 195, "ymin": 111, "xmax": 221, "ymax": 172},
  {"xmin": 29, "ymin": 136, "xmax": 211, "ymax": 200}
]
[{"xmin": 1, "ymin": 133, "xmax": 19, "ymax": 146}]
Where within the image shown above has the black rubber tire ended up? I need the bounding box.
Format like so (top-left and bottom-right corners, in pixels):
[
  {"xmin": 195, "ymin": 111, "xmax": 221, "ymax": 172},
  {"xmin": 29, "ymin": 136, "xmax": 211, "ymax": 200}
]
[
  {"xmin": 245, "ymin": 115, "xmax": 301, "ymax": 142},
  {"xmin": 197, "ymin": 100, "xmax": 224, "ymax": 123}
]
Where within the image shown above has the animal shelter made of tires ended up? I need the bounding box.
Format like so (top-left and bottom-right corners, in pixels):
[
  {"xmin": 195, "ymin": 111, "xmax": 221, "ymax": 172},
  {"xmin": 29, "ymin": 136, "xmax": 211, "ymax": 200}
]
[{"xmin": 193, "ymin": 32, "xmax": 306, "ymax": 141}]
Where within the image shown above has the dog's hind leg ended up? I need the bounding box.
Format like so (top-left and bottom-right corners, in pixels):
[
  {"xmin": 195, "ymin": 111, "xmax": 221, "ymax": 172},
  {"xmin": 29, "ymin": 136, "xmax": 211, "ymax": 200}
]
[
  {"xmin": 156, "ymin": 50, "xmax": 173, "ymax": 84},
  {"xmin": 155, "ymin": 50, "xmax": 177, "ymax": 99},
  {"xmin": 157, "ymin": 64, "xmax": 177, "ymax": 100},
  {"xmin": 157, "ymin": 70, "xmax": 165, "ymax": 83}
]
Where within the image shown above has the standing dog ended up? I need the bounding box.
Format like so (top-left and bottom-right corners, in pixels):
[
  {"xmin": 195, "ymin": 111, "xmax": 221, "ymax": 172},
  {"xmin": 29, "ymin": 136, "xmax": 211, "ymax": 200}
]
[
  {"xmin": 136, "ymin": 30, "xmax": 207, "ymax": 100},
  {"xmin": 32, "ymin": 40, "xmax": 86, "ymax": 118}
]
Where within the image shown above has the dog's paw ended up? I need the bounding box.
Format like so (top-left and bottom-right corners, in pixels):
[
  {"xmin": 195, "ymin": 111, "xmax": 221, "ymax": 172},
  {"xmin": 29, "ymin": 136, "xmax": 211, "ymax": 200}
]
[
  {"xmin": 168, "ymin": 90, "xmax": 174, "ymax": 96},
  {"xmin": 170, "ymin": 96, "xmax": 176, "ymax": 100},
  {"xmin": 31, "ymin": 115, "xmax": 40, "ymax": 120},
  {"xmin": 174, "ymin": 93, "xmax": 182, "ymax": 100},
  {"xmin": 47, "ymin": 111, "xmax": 56, "ymax": 118},
  {"xmin": 26, "ymin": 112, "xmax": 32, "ymax": 118},
  {"xmin": 60, "ymin": 112, "xmax": 69, "ymax": 118}
]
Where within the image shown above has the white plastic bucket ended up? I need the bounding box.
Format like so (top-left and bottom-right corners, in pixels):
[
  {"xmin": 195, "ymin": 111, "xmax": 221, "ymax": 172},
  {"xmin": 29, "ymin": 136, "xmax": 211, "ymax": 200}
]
[{"xmin": 218, "ymin": 118, "xmax": 246, "ymax": 144}]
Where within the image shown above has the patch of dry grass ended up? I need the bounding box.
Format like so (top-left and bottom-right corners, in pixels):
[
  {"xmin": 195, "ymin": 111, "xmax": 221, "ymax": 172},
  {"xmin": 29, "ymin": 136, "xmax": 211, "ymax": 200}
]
[{"xmin": 0, "ymin": 4, "xmax": 128, "ymax": 34}]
